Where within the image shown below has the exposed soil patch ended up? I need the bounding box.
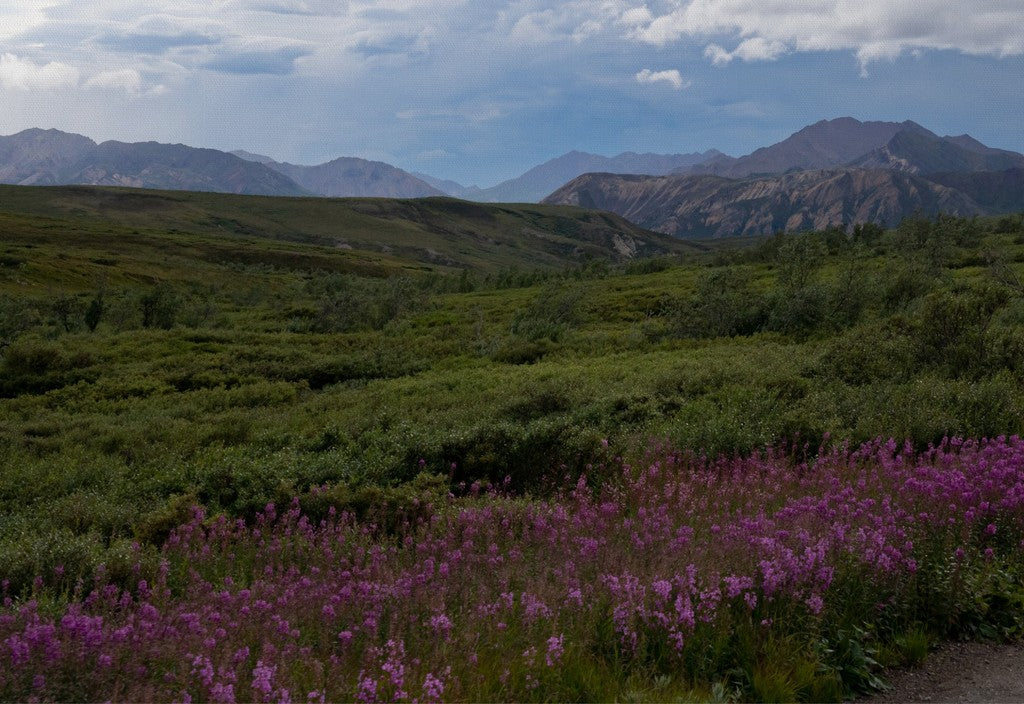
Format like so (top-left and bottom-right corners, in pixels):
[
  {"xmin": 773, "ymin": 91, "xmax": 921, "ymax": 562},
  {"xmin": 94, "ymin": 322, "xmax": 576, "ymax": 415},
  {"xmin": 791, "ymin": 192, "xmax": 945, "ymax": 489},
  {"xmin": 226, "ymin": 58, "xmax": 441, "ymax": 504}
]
[{"xmin": 865, "ymin": 641, "xmax": 1024, "ymax": 703}]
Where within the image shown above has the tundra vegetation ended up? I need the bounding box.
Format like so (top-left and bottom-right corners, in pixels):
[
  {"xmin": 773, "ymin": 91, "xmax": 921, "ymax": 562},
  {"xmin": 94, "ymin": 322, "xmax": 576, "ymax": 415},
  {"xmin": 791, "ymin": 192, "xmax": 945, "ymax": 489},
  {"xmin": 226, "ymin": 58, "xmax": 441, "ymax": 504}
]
[{"xmin": 1, "ymin": 188, "xmax": 1024, "ymax": 701}]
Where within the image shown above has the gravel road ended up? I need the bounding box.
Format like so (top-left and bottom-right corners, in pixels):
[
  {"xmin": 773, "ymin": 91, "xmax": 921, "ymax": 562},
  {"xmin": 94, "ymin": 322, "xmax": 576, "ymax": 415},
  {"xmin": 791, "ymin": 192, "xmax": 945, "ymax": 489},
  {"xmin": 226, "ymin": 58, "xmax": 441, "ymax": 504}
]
[{"xmin": 864, "ymin": 641, "xmax": 1024, "ymax": 703}]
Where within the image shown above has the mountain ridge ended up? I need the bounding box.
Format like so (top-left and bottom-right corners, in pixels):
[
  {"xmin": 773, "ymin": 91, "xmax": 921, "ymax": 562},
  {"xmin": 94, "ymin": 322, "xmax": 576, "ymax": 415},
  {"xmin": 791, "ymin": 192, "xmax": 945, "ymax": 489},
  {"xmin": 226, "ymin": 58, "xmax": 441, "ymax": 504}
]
[
  {"xmin": 231, "ymin": 152, "xmax": 445, "ymax": 198},
  {"xmin": 0, "ymin": 129, "xmax": 307, "ymax": 196},
  {"xmin": 462, "ymin": 149, "xmax": 726, "ymax": 203},
  {"xmin": 544, "ymin": 118, "xmax": 1024, "ymax": 237},
  {"xmin": 544, "ymin": 167, "xmax": 1023, "ymax": 238},
  {"xmin": 0, "ymin": 129, "xmax": 448, "ymax": 199}
]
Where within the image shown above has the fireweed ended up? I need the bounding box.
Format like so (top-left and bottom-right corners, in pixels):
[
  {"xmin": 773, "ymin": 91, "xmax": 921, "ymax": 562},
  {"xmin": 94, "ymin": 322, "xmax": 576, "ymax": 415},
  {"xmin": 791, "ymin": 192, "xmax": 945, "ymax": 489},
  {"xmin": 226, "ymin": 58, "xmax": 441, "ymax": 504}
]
[{"xmin": 3, "ymin": 436, "xmax": 1024, "ymax": 701}]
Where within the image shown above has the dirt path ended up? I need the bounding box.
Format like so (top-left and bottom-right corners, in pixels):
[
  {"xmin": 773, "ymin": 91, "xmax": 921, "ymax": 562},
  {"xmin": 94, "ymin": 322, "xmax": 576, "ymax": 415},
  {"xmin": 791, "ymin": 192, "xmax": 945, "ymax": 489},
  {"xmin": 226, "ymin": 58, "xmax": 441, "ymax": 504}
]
[{"xmin": 864, "ymin": 641, "xmax": 1024, "ymax": 703}]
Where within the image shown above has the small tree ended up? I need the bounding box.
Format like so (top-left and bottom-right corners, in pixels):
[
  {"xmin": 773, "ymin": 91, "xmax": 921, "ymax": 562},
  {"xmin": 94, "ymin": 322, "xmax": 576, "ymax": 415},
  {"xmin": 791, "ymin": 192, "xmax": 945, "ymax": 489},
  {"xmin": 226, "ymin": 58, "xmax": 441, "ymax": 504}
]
[
  {"xmin": 140, "ymin": 284, "xmax": 179, "ymax": 330},
  {"xmin": 84, "ymin": 292, "xmax": 105, "ymax": 332},
  {"xmin": 51, "ymin": 293, "xmax": 82, "ymax": 333}
]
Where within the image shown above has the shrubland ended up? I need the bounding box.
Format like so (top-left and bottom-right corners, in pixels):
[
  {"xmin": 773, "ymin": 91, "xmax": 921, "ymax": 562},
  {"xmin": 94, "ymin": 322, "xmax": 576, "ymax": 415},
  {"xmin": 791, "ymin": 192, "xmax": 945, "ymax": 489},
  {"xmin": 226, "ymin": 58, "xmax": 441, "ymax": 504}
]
[{"xmin": 2, "ymin": 190, "xmax": 1024, "ymax": 700}]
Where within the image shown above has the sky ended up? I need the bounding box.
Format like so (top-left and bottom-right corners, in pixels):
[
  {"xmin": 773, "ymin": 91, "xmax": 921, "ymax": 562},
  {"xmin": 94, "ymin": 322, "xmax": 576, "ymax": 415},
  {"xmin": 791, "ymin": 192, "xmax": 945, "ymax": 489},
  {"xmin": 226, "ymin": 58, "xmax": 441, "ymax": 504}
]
[{"xmin": 1, "ymin": 1, "xmax": 1022, "ymax": 187}]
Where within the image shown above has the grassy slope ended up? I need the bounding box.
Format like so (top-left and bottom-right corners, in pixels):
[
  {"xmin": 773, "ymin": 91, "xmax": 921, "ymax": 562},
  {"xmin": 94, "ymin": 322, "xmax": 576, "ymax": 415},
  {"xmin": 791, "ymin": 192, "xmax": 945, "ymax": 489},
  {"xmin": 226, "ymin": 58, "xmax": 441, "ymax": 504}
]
[{"xmin": 0, "ymin": 185, "xmax": 699, "ymax": 291}]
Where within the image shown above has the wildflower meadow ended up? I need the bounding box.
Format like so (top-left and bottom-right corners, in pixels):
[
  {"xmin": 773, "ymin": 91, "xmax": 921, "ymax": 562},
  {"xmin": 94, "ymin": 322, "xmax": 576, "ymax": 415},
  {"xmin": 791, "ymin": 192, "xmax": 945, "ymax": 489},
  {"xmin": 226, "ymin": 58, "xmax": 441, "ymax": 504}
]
[{"xmin": 4, "ymin": 436, "xmax": 1024, "ymax": 702}]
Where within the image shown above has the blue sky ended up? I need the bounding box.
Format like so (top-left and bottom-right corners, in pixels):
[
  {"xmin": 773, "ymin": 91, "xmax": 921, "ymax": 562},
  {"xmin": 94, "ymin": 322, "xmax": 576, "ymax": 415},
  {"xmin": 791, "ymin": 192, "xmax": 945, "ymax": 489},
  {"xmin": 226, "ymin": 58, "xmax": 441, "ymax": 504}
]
[{"xmin": 1, "ymin": 1, "xmax": 1022, "ymax": 187}]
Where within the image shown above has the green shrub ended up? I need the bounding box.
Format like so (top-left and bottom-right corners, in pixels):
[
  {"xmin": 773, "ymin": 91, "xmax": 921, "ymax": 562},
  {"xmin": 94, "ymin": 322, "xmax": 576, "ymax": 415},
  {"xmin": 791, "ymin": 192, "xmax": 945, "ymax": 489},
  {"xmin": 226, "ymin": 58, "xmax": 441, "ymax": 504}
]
[
  {"xmin": 140, "ymin": 283, "xmax": 180, "ymax": 329},
  {"xmin": 133, "ymin": 492, "xmax": 200, "ymax": 546},
  {"xmin": 0, "ymin": 338, "xmax": 95, "ymax": 396},
  {"xmin": 510, "ymin": 282, "xmax": 585, "ymax": 342},
  {"xmin": 671, "ymin": 267, "xmax": 765, "ymax": 339}
]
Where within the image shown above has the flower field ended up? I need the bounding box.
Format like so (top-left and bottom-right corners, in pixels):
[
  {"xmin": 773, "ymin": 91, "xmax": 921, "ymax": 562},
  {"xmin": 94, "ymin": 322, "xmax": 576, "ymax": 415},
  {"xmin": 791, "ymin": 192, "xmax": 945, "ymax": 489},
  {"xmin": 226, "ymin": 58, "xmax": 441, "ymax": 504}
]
[{"xmin": 4, "ymin": 436, "xmax": 1024, "ymax": 702}]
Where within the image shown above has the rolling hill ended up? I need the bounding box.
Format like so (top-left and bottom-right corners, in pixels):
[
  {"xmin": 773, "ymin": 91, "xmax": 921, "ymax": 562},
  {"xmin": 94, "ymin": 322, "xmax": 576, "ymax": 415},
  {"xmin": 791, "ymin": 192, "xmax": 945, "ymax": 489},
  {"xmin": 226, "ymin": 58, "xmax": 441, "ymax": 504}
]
[{"xmin": 0, "ymin": 184, "xmax": 698, "ymax": 292}]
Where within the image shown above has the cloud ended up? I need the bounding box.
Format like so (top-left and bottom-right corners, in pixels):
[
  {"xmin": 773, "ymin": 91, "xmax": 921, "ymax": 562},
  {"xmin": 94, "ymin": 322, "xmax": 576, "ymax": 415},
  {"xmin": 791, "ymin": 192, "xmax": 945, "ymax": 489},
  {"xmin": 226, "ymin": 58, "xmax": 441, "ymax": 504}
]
[
  {"xmin": 635, "ymin": 68, "xmax": 689, "ymax": 89},
  {"xmin": 0, "ymin": 53, "xmax": 79, "ymax": 90},
  {"xmin": 618, "ymin": 7, "xmax": 653, "ymax": 26},
  {"xmin": 203, "ymin": 45, "xmax": 313, "ymax": 75},
  {"xmin": 351, "ymin": 30, "xmax": 433, "ymax": 58},
  {"xmin": 84, "ymin": 69, "xmax": 143, "ymax": 93},
  {"xmin": 0, "ymin": 2, "xmax": 52, "ymax": 41},
  {"xmin": 625, "ymin": 0, "xmax": 1024, "ymax": 69},
  {"xmin": 704, "ymin": 37, "xmax": 788, "ymax": 65},
  {"xmin": 97, "ymin": 31, "xmax": 220, "ymax": 55}
]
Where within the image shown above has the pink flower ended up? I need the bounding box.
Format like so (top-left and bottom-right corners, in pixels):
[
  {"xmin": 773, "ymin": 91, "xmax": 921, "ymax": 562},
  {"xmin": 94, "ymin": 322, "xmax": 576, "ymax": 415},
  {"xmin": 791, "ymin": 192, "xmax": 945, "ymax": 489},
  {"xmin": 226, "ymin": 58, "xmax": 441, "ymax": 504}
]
[{"xmin": 252, "ymin": 661, "xmax": 276, "ymax": 698}]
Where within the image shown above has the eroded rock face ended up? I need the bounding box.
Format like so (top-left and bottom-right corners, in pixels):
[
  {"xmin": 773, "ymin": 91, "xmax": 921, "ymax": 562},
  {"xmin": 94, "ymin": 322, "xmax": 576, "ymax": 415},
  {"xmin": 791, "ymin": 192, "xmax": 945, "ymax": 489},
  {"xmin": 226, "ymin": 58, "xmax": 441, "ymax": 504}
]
[{"xmin": 543, "ymin": 167, "xmax": 1016, "ymax": 238}]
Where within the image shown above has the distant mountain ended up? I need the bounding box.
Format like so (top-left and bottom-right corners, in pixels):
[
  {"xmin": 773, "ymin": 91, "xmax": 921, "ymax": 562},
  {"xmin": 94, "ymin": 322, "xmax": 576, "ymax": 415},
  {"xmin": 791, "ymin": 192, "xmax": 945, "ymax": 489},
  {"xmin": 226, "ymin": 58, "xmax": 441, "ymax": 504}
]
[
  {"xmin": 543, "ymin": 168, "xmax": 1023, "ymax": 238},
  {"xmin": 0, "ymin": 129, "xmax": 306, "ymax": 196},
  {"xmin": 411, "ymin": 172, "xmax": 484, "ymax": 200},
  {"xmin": 848, "ymin": 129, "xmax": 1024, "ymax": 174},
  {"xmin": 682, "ymin": 117, "xmax": 1024, "ymax": 179},
  {"xmin": 229, "ymin": 150, "xmax": 276, "ymax": 165},
  {"xmin": 0, "ymin": 129, "xmax": 445, "ymax": 198},
  {"xmin": 461, "ymin": 150, "xmax": 725, "ymax": 203},
  {"xmin": 230, "ymin": 151, "xmax": 444, "ymax": 199},
  {"xmin": 0, "ymin": 128, "xmax": 98, "ymax": 185},
  {"xmin": 545, "ymin": 118, "xmax": 1024, "ymax": 237},
  {"xmin": 269, "ymin": 158, "xmax": 444, "ymax": 198},
  {"xmin": 686, "ymin": 118, "xmax": 917, "ymax": 178},
  {"xmin": 65, "ymin": 141, "xmax": 308, "ymax": 195}
]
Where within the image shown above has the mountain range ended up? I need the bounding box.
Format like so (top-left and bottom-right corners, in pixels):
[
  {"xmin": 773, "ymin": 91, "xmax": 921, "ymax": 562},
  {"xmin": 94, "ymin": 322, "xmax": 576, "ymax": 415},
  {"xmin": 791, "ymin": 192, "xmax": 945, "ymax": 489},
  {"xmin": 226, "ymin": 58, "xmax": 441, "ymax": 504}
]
[
  {"xmin": 544, "ymin": 118, "xmax": 1024, "ymax": 237},
  {"xmin": 0, "ymin": 128, "xmax": 728, "ymax": 203},
  {"xmin": 230, "ymin": 151, "xmax": 444, "ymax": 198},
  {"xmin": 0, "ymin": 129, "xmax": 306, "ymax": 196},
  {"xmin": 0, "ymin": 129, "xmax": 445, "ymax": 199},
  {"xmin": 454, "ymin": 150, "xmax": 725, "ymax": 203},
  {"xmin": 3, "ymin": 119, "xmax": 1024, "ymax": 238}
]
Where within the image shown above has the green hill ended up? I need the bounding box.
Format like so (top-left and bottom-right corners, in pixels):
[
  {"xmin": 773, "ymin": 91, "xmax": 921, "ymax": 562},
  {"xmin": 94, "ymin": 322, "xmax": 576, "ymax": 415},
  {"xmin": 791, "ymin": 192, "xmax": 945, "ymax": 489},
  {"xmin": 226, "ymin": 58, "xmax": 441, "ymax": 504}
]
[{"xmin": 0, "ymin": 185, "xmax": 697, "ymax": 294}]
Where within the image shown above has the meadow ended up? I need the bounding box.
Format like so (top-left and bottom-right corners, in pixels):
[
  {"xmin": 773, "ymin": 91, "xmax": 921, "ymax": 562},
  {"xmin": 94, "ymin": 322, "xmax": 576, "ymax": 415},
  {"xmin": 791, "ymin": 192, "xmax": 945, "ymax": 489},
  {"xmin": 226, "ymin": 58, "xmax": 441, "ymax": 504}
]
[{"xmin": 2, "ymin": 186, "xmax": 1024, "ymax": 700}]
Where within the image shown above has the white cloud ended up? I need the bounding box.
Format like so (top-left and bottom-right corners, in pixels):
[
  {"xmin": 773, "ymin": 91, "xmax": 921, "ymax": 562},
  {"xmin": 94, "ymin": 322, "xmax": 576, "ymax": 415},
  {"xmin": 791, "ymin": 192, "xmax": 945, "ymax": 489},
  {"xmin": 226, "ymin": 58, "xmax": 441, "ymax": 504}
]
[
  {"xmin": 501, "ymin": 1, "xmax": 635, "ymax": 45},
  {"xmin": 619, "ymin": 7, "xmax": 653, "ymax": 26},
  {"xmin": 625, "ymin": 0, "xmax": 1024, "ymax": 69},
  {"xmin": 0, "ymin": 2, "xmax": 52, "ymax": 41},
  {"xmin": 0, "ymin": 53, "xmax": 79, "ymax": 91},
  {"xmin": 704, "ymin": 37, "xmax": 788, "ymax": 65},
  {"xmin": 84, "ymin": 69, "xmax": 143, "ymax": 93},
  {"xmin": 635, "ymin": 68, "xmax": 689, "ymax": 89}
]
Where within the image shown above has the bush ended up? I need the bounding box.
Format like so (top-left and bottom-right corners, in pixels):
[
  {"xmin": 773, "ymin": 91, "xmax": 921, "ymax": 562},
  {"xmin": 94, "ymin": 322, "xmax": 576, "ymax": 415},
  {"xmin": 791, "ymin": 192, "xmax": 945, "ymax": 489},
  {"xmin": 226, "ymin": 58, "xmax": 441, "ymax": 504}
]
[
  {"xmin": 671, "ymin": 268, "xmax": 765, "ymax": 339},
  {"xmin": 140, "ymin": 283, "xmax": 180, "ymax": 329},
  {"xmin": 510, "ymin": 282, "xmax": 585, "ymax": 342},
  {"xmin": 0, "ymin": 339, "xmax": 95, "ymax": 396},
  {"xmin": 909, "ymin": 284, "xmax": 1010, "ymax": 378}
]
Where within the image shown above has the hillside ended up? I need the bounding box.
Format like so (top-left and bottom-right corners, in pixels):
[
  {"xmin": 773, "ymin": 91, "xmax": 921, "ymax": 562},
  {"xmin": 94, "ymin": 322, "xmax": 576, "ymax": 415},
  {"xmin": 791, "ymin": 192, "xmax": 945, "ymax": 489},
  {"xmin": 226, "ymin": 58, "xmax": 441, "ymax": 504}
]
[
  {"xmin": 543, "ymin": 168, "xmax": 1012, "ymax": 237},
  {"xmin": 0, "ymin": 185, "xmax": 695, "ymax": 290}
]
